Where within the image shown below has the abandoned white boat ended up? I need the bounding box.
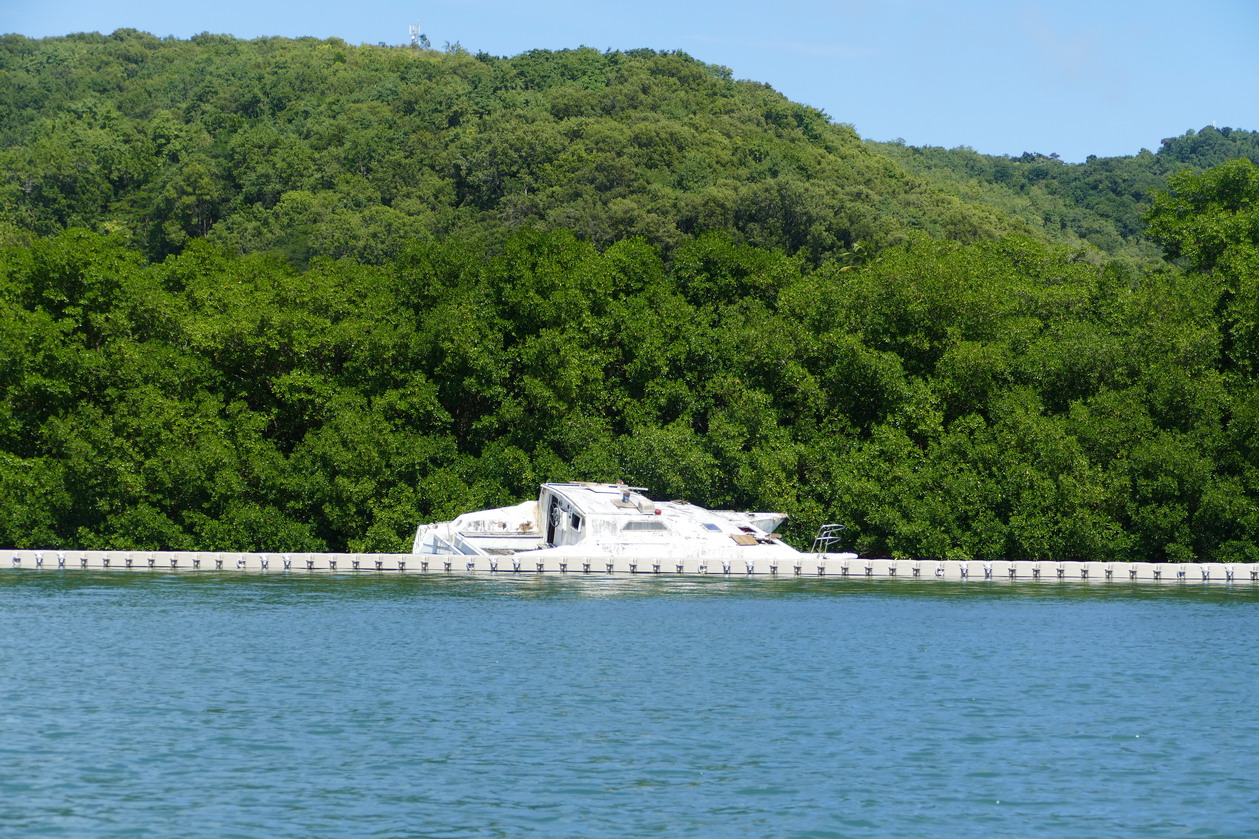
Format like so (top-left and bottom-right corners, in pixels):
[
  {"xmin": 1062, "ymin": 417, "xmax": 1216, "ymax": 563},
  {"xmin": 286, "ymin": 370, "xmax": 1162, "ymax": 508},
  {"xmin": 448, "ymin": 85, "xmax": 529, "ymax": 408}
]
[{"xmin": 412, "ymin": 481, "xmax": 820, "ymax": 565}]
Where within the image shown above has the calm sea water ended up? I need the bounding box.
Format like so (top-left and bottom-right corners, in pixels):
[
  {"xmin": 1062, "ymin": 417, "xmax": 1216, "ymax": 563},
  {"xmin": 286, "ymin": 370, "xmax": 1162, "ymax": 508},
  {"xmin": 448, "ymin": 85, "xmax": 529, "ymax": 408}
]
[{"xmin": 1, "ymin": 572, "xmax": 1256, "ymax": 838}]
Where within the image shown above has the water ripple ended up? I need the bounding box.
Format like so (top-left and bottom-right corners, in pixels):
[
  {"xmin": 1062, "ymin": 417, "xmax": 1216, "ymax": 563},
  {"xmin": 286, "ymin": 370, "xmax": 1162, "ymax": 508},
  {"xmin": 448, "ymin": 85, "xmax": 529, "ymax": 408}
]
[{"xmin": 1, "ymin": 573, "xmax": 1257, "ymax": 837}]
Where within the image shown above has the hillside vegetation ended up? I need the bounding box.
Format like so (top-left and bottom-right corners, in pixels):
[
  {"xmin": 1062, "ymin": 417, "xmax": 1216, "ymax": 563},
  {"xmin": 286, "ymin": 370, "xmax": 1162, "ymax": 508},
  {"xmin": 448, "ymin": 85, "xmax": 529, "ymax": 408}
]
[
  {"xmin": 2, "ymin": 31, "xmax": 1259, "ymax": 562},
  {"xmin": 872, "ymin": 126, "xmax": 1259, "ymax": 265},
  {"xmin": 0, "ymin": 30, "xmax": 1024, "ymax": 265}
]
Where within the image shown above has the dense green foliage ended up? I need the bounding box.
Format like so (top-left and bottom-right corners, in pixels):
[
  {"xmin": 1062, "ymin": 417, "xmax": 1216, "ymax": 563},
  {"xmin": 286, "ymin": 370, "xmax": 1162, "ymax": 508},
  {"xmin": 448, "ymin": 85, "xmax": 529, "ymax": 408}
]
[
  {"xmin": 0, "ymin": 30, "xmax": 1023, "ymax": 266},
  {"xmin": 2, "ymin": 32, "xmax": 1258, "ymax": 561},
  {"xmin": 873, "ymin": 126, "xmax": 1259, "ymax": 266},
  {"xmin": 4, "ymin": 217, "xmax": 1258, "ymax": 561}
]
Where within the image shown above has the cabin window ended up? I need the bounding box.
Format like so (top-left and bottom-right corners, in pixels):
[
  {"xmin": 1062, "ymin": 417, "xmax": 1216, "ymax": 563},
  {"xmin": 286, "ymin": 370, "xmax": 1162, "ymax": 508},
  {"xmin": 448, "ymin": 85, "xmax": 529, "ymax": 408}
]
[
  {"xmin": 622, "ymin": 520, "xmax": 667, "ymax": 531},
  {"xmin": 571, "ymin": 513, "xmax": 582, "ymax": 531},
  {"xmin": 702, "ymin": 523, "xmax": 722, "ymax": 532}
]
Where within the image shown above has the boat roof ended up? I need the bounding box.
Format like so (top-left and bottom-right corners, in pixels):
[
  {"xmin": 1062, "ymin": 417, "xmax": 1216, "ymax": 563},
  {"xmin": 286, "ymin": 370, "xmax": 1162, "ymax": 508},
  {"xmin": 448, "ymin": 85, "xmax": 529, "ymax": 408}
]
[
  {"xmin": 541, "ymin": 482, "xmax": 784, "ymax": 526},
  {"xmin": 543, "ymin": 482, "xmax": 654, "ymax": 513}
]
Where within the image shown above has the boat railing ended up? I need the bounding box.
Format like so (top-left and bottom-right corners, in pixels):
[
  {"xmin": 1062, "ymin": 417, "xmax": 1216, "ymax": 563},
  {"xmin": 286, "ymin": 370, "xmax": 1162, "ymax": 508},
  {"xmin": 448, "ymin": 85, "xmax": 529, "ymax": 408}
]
[
  {"xmin": 811, "ymin": 523, "xmax": 846, "ymax": 554},
  {"xmin": 419, "ymin": 527, "xmax": 482, "ymax": 557}
]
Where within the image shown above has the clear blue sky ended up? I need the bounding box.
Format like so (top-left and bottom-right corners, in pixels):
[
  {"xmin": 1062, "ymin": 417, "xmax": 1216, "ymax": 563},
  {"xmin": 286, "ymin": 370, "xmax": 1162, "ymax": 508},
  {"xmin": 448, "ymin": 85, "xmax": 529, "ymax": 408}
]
[{"xmin": 4, "ymin": 0, "xmax": 1256, "ymax": 162}]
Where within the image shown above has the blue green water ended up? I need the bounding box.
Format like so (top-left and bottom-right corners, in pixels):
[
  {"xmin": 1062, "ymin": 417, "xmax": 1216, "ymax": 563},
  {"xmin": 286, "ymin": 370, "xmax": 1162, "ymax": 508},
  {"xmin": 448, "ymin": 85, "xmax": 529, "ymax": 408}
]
[{"xmin": 1, "ymin": 572, "xmax": 1256, "ymax": 838}]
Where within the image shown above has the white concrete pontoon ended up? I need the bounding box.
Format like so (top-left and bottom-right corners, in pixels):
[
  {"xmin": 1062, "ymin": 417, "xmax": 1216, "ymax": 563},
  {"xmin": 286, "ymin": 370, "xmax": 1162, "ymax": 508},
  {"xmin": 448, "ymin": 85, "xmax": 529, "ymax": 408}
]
[{"xmin": 412, "ymin": 481, "xmax": 814, "ymax": 564}]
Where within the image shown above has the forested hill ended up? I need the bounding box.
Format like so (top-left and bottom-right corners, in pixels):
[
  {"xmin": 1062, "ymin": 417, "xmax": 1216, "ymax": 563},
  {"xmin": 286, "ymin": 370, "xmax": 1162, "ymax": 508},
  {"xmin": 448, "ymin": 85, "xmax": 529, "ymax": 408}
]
[
  {"xmin": 3, "ymin": 31, "xmax": 1259, "ymax": 563},
  {"xmin": 872, "ymin": 126, "xmax": 1259, "ymax": 265},
  {"xmin": 3, "ymin": 30, "xmax": 1254, "ymax": 265},
  {"xmin": 0, "ymin": 31, "xmax": 1026, "ymax": 265}
]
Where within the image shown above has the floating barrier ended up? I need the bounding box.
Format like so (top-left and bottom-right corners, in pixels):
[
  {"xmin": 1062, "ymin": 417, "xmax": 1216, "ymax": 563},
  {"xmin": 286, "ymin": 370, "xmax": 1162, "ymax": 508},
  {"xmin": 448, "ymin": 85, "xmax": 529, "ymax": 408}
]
[{"xmin": 3, "ymin": 550, "xmax": 1258, "ymax": 584}]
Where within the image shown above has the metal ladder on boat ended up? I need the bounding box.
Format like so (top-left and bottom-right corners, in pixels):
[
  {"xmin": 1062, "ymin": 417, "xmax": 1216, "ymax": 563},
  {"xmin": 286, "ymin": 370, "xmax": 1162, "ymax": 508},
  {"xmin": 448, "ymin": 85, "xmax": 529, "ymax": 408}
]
[{"xmin": 811, "ymin": 523, "xmax": 846, "ymax": 553}]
